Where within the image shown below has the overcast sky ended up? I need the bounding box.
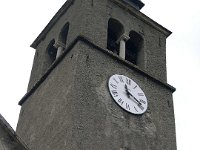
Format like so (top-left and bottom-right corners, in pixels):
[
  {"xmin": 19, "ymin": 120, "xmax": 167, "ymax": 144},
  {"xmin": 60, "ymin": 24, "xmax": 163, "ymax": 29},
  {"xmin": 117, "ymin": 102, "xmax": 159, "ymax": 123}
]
[{"xmin": 0, "ymin": 0, "xmax": 199, "ymax": 150}]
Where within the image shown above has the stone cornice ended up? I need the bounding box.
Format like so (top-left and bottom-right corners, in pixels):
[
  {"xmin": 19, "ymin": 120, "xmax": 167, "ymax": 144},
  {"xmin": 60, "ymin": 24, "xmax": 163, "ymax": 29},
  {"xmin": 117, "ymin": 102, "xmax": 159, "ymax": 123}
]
[{"xmin": 20, "ymin": 35, "xmax": 175, "ymax": 106}]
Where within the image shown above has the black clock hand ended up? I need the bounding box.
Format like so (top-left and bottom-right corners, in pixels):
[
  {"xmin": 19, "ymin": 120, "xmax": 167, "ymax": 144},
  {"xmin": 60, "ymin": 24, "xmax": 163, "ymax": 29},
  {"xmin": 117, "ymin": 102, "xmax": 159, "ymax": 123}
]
[
  {"xmin": 128, "ymin": 93, "xmax": 144, "ymax": 111},
  {"xmin": 124, "ymin": 84, "xmax": 131, "ymax": 98},
  {"xmin": 129, "ymin": 93, "xmax": 142, "ymax": 106},
  {"xmin": 124, "ymin": 84, "xmax": 142, "ymax": 106}
]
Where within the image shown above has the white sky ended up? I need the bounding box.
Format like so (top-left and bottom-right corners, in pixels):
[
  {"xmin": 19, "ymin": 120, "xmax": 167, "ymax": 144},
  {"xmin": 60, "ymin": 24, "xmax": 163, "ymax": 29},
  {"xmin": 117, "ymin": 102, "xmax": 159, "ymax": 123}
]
[{"xmin": 0, "ymin": 0, "xmax": 199, "ymax": 150}]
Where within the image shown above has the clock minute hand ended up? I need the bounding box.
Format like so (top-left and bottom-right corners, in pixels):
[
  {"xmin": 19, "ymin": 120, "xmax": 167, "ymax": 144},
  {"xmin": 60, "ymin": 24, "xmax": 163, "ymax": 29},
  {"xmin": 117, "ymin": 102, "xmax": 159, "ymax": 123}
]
[
  {"xmin": 124, "ymin": 84, "xmax": 130, "ymax": 97},
  {"xmin": 124, "ymin": 84, "xmax": 142, "ymax": 106},
  {"xmin": 128, "ymin": 92, "xmax": 145, "ymax": 111},
  {"xmin": 128, "ymin": 92, "xmax": 142, "ymax": 106}
]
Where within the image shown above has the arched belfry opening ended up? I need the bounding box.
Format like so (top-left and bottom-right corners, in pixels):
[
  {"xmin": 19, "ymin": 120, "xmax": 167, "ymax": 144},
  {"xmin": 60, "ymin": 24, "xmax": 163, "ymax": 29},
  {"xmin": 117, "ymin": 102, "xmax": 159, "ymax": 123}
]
[
  {"xmin": 107, "ymin": 18, "xmax": 124, "ymax": 54},
  {"xmin": 47, "ymin": 39, "xmax": 57, "ymax": 64},
  {"xmin": 126, "ymin": 31, "xmax": 143, "ymax": 65},
  {"xmin": 59, "ymin": 22, "xmax": 69, "ymax": 46}
]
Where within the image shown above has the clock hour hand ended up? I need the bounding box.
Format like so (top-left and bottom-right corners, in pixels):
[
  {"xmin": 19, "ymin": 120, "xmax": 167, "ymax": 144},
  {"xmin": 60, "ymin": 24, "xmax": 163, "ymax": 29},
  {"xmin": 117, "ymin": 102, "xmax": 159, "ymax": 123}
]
[
  {"xmin": 124, "ymin": 84, "xmax": 142, "ymax": 106},
  {"xmin": 125, "ymin": 84, "xmax": 131, "ymax": 98}
]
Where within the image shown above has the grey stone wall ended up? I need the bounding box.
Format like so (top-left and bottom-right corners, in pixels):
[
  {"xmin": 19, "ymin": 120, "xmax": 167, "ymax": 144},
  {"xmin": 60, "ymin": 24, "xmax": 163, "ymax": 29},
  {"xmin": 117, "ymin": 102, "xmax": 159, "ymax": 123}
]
[{"xmin": 17, "ymin": 40, "xmax": 176, "ymax": 150}]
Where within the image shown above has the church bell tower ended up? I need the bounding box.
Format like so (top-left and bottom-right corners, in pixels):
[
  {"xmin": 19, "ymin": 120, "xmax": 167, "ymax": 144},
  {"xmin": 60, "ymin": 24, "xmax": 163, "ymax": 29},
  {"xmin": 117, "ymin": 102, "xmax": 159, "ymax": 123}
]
[{"xmin": 16, "ymin": 0, "xmax": 177, "ymax": 149}]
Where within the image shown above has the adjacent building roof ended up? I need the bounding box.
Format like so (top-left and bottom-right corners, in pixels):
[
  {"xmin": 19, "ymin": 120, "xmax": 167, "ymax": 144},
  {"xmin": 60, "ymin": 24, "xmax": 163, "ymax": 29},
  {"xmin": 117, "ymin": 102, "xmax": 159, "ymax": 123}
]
[{"xmin": 0, "ymin": 114, "xmax": 29, "ymax": 150}]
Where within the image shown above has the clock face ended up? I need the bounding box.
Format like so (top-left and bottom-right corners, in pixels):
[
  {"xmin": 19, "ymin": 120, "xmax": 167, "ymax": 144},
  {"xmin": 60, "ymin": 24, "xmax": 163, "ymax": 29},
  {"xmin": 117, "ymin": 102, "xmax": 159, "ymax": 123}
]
[{"xmin": 108, "ymin": 74, "xmax": 148, "ymax": 114}]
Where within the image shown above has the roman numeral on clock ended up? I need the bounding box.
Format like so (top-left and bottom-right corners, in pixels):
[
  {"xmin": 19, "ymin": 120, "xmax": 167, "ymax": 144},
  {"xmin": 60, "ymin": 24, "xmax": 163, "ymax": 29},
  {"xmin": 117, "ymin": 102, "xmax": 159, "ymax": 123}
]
[
  {"xmin": 110, "ymin": 83, "xmax": 117, "ymax": 89},
  {"xmin": 133, "ymin": 85, "xmax": 137, "ymax": 89},
  {"xmin": 126, "ymin": 78, "xmax": 131, "ymax": 85},
  {"xmin": 113, "ymin": 78, "xmax": 119, "ymax": 84},
  {"xmin": 118, "ymin": 98, "xmax": 124, "ymax": 106},
  {"xmin": 138, "ymin": 93, "xmax": 144, "ymax": 96},
  {"xmin": 139, "ymin": 99, "xmax": 146, "ymax": 104},
  {"xmin": 134, "ymin": 106, "xmax": 138, "ymax": 112},
  {"xmin": 126, "ymin": 103, "xmax": 130, "ymax": 110},
  {"xmin": 118, "ymin": 76, "xmax": 124, "ymax": 83},
  {"xmin": 138, "ymin": 105, "xmax": 144, "ymax": 111},
  {"xmin": 111, "ymin": 90, "xmax": 118, "ymax": 97}
]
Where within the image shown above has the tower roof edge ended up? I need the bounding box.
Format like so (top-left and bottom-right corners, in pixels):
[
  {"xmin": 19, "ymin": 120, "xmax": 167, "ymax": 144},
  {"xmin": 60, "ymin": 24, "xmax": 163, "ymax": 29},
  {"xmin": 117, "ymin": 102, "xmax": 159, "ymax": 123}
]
[
  {"xmin": 30, "ymin": 0, "xmax": 75, "ymax": 49},
  {"xmin": 31, "ymin": 0, "xmax": 171, "ymax": 49},
  {"xmin": 124, "ymin": 0, "xmax": 145, "ymax": 10}
]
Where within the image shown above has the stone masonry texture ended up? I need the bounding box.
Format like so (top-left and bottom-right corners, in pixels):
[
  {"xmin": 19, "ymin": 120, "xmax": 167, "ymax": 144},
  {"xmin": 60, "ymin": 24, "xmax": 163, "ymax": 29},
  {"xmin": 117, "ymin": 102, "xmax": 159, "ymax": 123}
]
[{"xmin": 17, "ymin": 40, "xmax": 176, "ymax": 150}]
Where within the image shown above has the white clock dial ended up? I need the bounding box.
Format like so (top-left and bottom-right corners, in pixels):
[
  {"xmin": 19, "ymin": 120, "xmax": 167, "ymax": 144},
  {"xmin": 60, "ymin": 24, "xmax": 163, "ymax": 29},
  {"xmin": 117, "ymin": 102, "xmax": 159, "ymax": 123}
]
[{"xmin": 108, "ymin": 74, "xmax": 148, "ymax": 114}]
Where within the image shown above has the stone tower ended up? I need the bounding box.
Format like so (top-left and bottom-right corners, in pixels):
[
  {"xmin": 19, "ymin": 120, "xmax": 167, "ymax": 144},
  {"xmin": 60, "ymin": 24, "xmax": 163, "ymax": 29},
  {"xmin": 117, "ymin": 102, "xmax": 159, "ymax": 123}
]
[{"xmin": 16, "ymin": 0, "xmax": 176, "ymax": 149}]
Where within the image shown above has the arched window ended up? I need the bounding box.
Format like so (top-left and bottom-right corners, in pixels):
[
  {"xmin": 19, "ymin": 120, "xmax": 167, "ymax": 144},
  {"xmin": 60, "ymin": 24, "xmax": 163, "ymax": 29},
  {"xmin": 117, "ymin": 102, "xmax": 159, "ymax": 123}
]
[
  {"xmin": 107, "ymin": 18, "xmax": 124, "ymax": 54},
  {"xmin": 47, "ymin": 39, "xmax": 57, "ymax": 64},
  {"xmin": 125, "ymin": 31, "xmax": 143, "ymax": 65},
  {"xmin": 59, "ymin": 22, "xmax": 69, "ymax": 46}
]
